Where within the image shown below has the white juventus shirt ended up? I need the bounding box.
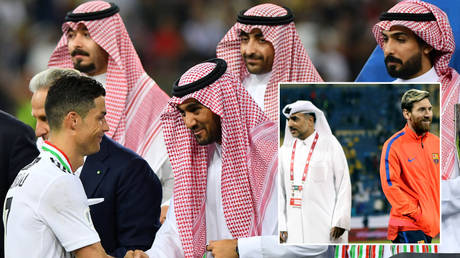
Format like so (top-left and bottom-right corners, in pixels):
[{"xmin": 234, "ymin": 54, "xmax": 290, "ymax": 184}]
[{"xmin": 3, "ymin": 141, "xmax": 99, "ymax": 257}]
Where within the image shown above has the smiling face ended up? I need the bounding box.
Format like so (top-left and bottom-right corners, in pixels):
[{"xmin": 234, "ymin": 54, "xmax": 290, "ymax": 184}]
[
  {"xmin": 75, "ymin": 96, "xmax": 109, "ymax": 155},
  {"xmin": 381, "ymin": 25, "xmax": 433, "ymax": 79},
  {"xmin": 66, "ymin": 24, "xmax": 108, "ymax": 76},
  {"xmin": 177, "ymin": 98, "xmax": 221, "ymax": 145},
  {"xmin": 240, "ymin": 28, "xmax": 275, "ymax": 74},
  {"xmin": 403, "ymin": 98, "xmax": 433, "ymax": 135}
]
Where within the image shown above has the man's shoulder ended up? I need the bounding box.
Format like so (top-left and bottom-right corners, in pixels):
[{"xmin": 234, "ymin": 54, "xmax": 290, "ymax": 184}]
[
  {"xmin": 0, "ymin": 110, "xmax": 35, "ymax": 138},
  {"xmin": 383, "ymin": 129, "xmax": 406, "ymax": 148},
  {"xmin": 10, "ymin": 152, "xmax": 75, "ymax": 194},
  {"xmin": 96, "ymin": 135, "xmax": 144, "ymax": 160},
  {"xmin": 86, "ymin": 135, "xmax": 153, "ymax": 175}
]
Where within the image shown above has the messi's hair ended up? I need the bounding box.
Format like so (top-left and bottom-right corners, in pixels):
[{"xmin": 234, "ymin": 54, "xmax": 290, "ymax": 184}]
[{"xmin": 401, "ymin": 89, "xmax": 430, "ymax": 112}]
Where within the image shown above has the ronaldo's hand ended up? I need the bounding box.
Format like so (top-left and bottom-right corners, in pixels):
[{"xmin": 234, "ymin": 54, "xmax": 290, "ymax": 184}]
[
  {"xmin": 330, "ymin": 227, "xmax": 345, "ymax": 239},
  {"xmin": 206, "ymin": 239, "xmax": 238, "ymax": 258}
]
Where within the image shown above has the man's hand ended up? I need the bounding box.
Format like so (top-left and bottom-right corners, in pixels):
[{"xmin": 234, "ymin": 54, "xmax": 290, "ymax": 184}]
[
  {"xmin": 330, "ymin": 227, "xmax": 345, "ymax": 240},
  {"xmin": 124, "ymin": 250, "xmax": 148, "ymax": 258},
  {"xmin": 160, "ymin": 205, "xmax": 169, "ymax": 224},
  {"xmin": 206, "ymin": 239, "xmax": 238, "ymax": 258},
  {"xmin": 279, "ymin": 231, "xmax": 288, "ymax": 243}
]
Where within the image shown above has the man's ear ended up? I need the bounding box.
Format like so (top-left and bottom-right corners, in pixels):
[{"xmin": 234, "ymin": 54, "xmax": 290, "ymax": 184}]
[
  {"xmin": 64, "ymin": 111, "xmax": 80, "ymax": 131},
  {"xmin": 402, "ymin": 109, "xmax": 411, "ymax": 120},
  {"xmin": 423, "ymin": 44, "xmax": 433, "ymax": 55}
]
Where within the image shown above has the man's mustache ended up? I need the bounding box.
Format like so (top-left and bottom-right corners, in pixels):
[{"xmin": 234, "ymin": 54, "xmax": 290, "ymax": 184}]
[
  {"xmin": 71, "ymin": 49, "xmax": 90, "ymax": 57},
  {"xmin": 243, "ymin": 53, "xmax": 263, "ymax": 60},
  {"xmin": 384, "ymin": 55, "xmax": 402, "ymax": 65}
]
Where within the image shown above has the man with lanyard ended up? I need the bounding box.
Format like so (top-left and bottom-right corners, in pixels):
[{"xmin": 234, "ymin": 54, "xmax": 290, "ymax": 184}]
[
  {"xmin": 28, "ymin": 68, "xmax": 162, "ymax": 256},
  {"xmin": 125, "ymin": 59, "xmax": 329, "ymax": 258},
  {"xmin": 48, "ymin": 1, "xmax": 173, "ymax": 218},
  {"xmin": 3, "ymin": 76, "xmax": 112, "ymax": 257},
  {"xmin": 279, "ymin": 100, "xmax": 351, "ymax": 244},
  {"xmin": 216, "ymin": 3, "xmax": 323, "ymax": 122},
  {"xmin": 380, "ymin": 89, "xmax": 440, "ymax": 244}
]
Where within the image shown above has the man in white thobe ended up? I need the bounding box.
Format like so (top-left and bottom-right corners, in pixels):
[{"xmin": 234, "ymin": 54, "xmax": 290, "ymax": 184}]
[{"xmin": 279, "ymin": 100, "xmax": 351, "ymax": 244}]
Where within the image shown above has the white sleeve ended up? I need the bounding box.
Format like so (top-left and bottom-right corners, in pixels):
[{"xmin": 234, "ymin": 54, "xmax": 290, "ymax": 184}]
[
  {"xmin": 331, "ymin": 137, "xmax": 351, "ymax": 230},
  {"xmin": 38, "ymin": 175, "xmax": 100, "ymax": 252},
  {"xmin": 156, "ymin": 158, "xmax": 174, "ymax": 206},
  {"xmin": 143, "ymin": 131, "xmax": 174, "ymax": 205},
  {"xmin": 442, "ymin": 177, "xmax": 460, "ymax": 216},
  {"xmin": 145, "ymin": 197, "xmax": 184, "ymax": 258},
  {"xmin": 238, "ymin": 175, "xmax": 328, "ymax": 257}
]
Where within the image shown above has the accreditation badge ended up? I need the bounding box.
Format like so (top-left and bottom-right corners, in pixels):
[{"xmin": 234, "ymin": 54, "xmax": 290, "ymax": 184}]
[{"xmin": 289, "ymin": 184, "xmax": 303, "ymax": 208}]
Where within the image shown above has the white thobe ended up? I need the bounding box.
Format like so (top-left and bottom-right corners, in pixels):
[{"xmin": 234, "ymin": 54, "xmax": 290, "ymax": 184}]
[
  {"xmin": 92, "ymin": 73, "xmax": 174, "ymax": 205},
  {"xmin": 146, "ymin": 143, "xmax": 328, "ymax": 257},
  {"xmin": 242, "ymin": 72, "xmax": 271, "ymax": 111},
  {"xmin": 279, "ymin": 131, "xmax": 351, "ymax": 244},
  {"xmin": 393, "ymin": 66, "xmax": 438, "ymax": 83}
]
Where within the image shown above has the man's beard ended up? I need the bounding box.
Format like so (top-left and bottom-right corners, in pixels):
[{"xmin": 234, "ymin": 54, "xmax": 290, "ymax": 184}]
[
  {"xmin": 412, "ymin": 117, "xmax": 431, "ymax": 135},
  {"xmin": 71, "ymin": 49, "xmax": 96, "ymax": 74},
  {"xmin": 74, "ymin": 60, "xmax": 96, "ymax": 74},
  {"xmin": 385, "ymin": 51, "xmax": 422, "ymax": 80}
]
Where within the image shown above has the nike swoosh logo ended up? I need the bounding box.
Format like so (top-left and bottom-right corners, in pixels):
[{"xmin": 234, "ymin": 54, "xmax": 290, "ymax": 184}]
[{"xmin": 408, "ymin": 158, "xmax": 415, "ymax": 162}]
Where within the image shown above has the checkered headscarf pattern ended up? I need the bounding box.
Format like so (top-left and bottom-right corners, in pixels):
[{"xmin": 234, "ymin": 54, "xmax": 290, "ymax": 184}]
[
  {"xmin": 161, "ymin": 61, "xmax": 277, "ymax": 258},
  {"xmin": 373, "ymin": 0, "xmax": 455, "ymax": 83},
  {"xmin": 48, "ymin": 1, "xmax": 169, "ymax": 156},
  {"xmin": 441, "ymin": 70, "xmax": 460, "ymax": 180},
  {"xmin": 216, "ymin": 3, "xmax": 323, "ymax": 122}
]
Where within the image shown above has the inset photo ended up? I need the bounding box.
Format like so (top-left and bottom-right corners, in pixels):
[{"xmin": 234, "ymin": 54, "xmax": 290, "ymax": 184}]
[{"xmin": 278, "ymin": 83, "xmax": 440, "ymax": 245}]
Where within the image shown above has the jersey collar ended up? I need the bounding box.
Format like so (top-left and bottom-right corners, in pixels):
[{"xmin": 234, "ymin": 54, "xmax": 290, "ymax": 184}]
[{"xmin": 42, "ymin": 141, "xmax": 73, "ymax": 172}]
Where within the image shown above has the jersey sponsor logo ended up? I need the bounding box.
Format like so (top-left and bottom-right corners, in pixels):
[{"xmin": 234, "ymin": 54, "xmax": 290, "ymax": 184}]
[
  {"xmin": 49, "ymin": 156, "xmax": 71, "ymax": 174},
  {"xmin": 408, "ymin": 158, "xmax": 415, "ymax": 162},
  {"xmin": 432, "ymin": 153, "xmax": 439, "ymax": 164}
]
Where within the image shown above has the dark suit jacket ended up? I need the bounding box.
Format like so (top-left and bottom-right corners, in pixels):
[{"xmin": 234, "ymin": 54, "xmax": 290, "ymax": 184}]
[
  {"xmin": 0, "ymin": 110, "xmax": 39, "ymax": 258},
  {"xmin": 81, "ymin": 135, "xmax": 162, "ymax": 257}
]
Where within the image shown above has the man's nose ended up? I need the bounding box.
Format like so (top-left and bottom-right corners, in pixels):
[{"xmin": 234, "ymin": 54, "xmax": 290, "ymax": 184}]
[
  {"xmin": 183, "ymin": 113, "xmax": 197, "ymax": 129},
  {"xmin": 35, "ymin": 120, "xmax": 49, "ymax": 138}
]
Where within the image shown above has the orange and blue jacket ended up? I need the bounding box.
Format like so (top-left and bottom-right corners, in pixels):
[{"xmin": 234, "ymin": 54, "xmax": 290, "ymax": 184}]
[{"xmin": 379, "ymin": 124, "xmax": 440, "ymax": 240}]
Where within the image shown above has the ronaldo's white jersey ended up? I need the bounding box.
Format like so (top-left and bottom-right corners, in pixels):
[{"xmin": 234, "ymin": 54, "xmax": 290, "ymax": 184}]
[{"xmin": 3, "ymin": 141, "xmax": 99, "ymax": 257}]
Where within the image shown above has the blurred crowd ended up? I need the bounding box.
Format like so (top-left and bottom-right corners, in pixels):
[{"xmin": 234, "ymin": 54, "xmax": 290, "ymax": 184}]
[{"xmin": 0, "ymin": 0, "xmax": 397, "ymax": 128}]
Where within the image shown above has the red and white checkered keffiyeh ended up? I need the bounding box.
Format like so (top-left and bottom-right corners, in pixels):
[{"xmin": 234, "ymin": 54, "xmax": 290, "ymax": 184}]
[
  {"xmin": 373, "ymin": 0, "xmax": 455, "ymax": 85},
  {"xmin": 216, "ymin": 3, "xmax": 323, "ymax": 122},
  {"xmin": 48, "ymin": 1, "xmax": 169, "ymax": 157},
  {"xmin": 441, "ymin": 71, "xmax": 460, "ymax": 180},
  {"xmin": 373, "ymin": 0, "xmax": 459, "ymax": 180},
  {"xmin": 161, "ymin": 61, "xmax": 277, "ymax": 258}
]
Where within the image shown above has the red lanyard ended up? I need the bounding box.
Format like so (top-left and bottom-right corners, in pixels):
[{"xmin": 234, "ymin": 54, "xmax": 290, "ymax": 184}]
[{"xmin": 290, "ymin": 132, "xmax": 319, "ymax": 183}]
